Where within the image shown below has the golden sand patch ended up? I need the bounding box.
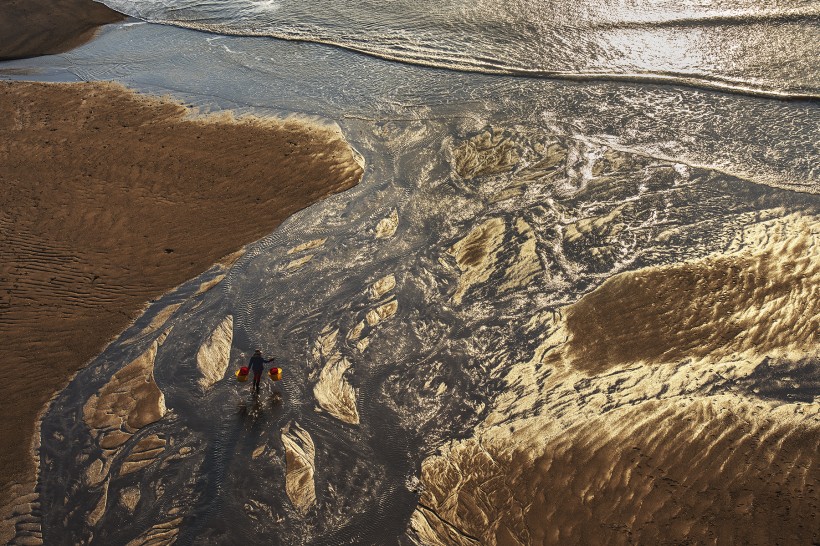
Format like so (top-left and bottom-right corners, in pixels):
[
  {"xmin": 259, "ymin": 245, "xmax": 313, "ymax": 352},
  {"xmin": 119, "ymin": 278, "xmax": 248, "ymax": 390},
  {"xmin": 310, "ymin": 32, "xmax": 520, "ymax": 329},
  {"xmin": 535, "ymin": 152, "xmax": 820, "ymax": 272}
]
[
  {"xmin": 312, "ymin": 327, "xmax": 359, "ymax": 425},
  {"xmin": 118, "ymin": 487, "xmax": 141, "ymax": 513},
  {"xmin": 287, "ymin": 238, "xmax": 327, "ymax": 254},
  {"xmin": 452, "ymin": 130, "xmax": 520, "ymax": 179},
  {"xmin": 499, "ymin": 218, "xmax": 542, "ymax": 292},
  {"xmin": 414, "ymin": 396, "xmax": 819, "ymax": 545},
  {"xmin": 196, "ymin": 273, "xmax": 226, "ymax": 295},
  {"xmin": 563, "ymin": 206, "xmax": 625, "ymax": 244},
  {"xmin": 375, "ymin": 209, "xmax": 399, "ymax": 239},
  {"xmin": 313, "ymin": 327, "xmax": 339, "ymax": 362},
  {"xmin": 347, "ymin": 321, "xmax": 365, "ymax": 341},
  {"xmin": 285, "ymin": 254, "xmax": 314, "ymax": 270},
  {"xmin": 413, "ymin": 212, "xmax": 820, "ymax": 545},
  {"xmin": 356, "ymin": 337, "xmax": 371, "ymax": 353},
  {"xmin": 195, "ymin": 315, "xmax": 234, "ymax": 391},
  {"xmin": 366, "ymin": 300, "xmax": 399, "ymax": 326},
  {"xmin": 281, "ymin": 422, "xmax": 316, "ymax": 515},
  {"xmin": 83, "ymin": 342, "xmax": 166, "ymax": 448},
  {"xmin": 137, "ymin": 302, "xmax": 183, "ymax": 339},
  {"xmin": 78, "ymin": 341, "xmax": 168, "ymax": 528},
  {"xmin": 566, "ymin": 213, "xmax": 819, "ymax": 374},
  {"xmin": 449, "ymin": 218, "xmax": 506, "ymax": 304},
  {"xmin": 370, "ymin": 274, "xmax": 397, "ymax": 299},
  {"xmin": 313, "ymin": 355, "xmax": 359, "ymax": 425}
]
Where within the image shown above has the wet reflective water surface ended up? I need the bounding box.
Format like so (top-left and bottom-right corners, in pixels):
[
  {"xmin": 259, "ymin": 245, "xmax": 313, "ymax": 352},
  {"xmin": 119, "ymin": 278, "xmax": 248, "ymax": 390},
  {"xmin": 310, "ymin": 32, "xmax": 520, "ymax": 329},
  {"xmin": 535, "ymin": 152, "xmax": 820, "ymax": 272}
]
[
  {"xmin": 97, "ymin": 0, "xmax": 820, "ymax": 97},
  {"xmin": 2, "ymin": 10, "xmax": 819, "ymax": 546}
]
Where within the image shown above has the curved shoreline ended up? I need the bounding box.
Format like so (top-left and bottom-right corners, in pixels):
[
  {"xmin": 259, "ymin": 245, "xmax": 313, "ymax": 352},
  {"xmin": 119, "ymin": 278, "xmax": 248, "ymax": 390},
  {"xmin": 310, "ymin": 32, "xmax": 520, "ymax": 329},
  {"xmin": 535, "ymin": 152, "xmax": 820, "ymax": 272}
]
[
  {"xmin": 0, "ymin": 80, "xmax": 363, "ymax": 540},
  {"xmin": 3, "ymin": 0, "xmax": 812, "ymax": 102},
  {"xmin": 117, "ymin": 18, "xmax": 820, "ymax": 102}
]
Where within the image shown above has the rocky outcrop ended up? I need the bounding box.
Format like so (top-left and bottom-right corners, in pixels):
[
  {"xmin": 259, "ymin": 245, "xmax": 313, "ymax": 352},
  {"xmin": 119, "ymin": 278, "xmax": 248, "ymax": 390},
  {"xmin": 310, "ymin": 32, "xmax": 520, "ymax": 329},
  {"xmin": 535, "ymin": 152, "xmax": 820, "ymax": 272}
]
[
  {"xmin": 196, "ymin": 315, "xmax": 233, "ymax": 391},
  {"xmin": 281, "ymin": 422, "xmax": 316, "ymax": 515}
]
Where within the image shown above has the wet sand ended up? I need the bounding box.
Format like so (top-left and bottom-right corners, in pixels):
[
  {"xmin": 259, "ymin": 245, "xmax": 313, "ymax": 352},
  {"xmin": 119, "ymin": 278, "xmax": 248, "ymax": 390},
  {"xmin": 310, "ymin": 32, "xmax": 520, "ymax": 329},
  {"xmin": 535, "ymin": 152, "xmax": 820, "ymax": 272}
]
[
  {"xmin": 417, "ymin": 397, "xmax": 819, "ymax": 545},
  {"xmin": 0, "ymin": 0, "xmax": 124, "ymax": 60},
  {"xmin": 413, "ymin": 212, "xmax": 820, "ymax": 545},
  {"xmin": 0, "ymin": 80, "xmax": 362, "ymax": 517},
  {"xmin": 565, "ymin": 217, "xmax": 819, "ymax": 374}
]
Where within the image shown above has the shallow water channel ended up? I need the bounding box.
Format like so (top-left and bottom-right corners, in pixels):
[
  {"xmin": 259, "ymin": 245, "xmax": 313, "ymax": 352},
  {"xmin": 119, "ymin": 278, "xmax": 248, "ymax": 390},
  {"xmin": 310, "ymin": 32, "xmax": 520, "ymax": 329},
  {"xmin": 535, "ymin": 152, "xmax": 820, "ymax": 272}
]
[{"xmin": 2, "ymin": 21, "xmax": 818, "ymax": 545}]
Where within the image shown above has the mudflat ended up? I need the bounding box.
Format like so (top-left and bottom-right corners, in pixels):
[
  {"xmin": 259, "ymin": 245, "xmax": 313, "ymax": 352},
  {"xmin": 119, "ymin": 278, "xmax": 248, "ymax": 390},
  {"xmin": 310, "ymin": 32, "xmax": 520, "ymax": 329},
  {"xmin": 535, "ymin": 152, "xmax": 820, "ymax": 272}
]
[
  {"xmin": 0, "ymin": 80, "xmax": 363, "ymax": 510},
  {"xmin": 0, "ymin": 0, "xmax": 124, "ymax": 60}
]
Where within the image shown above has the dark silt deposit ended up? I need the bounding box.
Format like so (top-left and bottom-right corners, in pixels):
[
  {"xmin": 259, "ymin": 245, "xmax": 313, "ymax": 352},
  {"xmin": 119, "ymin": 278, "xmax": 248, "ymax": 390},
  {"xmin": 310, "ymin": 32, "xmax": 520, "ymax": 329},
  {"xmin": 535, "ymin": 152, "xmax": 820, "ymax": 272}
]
[{"xmin": 2, "ymin": 4, "xmax": 819, "ymax": 544}]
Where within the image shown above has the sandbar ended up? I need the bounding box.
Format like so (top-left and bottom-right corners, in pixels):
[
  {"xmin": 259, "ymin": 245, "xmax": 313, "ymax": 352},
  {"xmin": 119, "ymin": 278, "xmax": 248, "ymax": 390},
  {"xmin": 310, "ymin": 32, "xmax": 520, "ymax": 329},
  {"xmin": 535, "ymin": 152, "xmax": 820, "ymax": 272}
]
[
  {"xmin": 0, "ymin": 80, "xmax": 362, "ymax": 515},
  {"xmin": 0, "ymin": 0, "xmax": 124, "ymax": 60}
]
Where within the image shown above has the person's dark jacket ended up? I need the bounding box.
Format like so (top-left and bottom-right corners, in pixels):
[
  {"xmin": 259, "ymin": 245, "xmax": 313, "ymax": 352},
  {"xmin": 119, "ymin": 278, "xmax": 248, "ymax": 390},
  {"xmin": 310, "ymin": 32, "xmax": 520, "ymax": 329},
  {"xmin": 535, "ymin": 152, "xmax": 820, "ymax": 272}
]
[{"xmin": 248, "ymin": 355, "xmax": 273, "ymax": 374}]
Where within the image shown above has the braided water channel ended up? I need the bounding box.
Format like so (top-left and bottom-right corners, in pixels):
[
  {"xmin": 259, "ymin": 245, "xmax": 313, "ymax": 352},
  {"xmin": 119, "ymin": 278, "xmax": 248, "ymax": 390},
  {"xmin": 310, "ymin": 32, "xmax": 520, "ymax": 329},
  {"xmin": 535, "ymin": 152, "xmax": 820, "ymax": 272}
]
[{"xmin": 3, "ymin": 21, "xmax": 817, "ymax": 545}]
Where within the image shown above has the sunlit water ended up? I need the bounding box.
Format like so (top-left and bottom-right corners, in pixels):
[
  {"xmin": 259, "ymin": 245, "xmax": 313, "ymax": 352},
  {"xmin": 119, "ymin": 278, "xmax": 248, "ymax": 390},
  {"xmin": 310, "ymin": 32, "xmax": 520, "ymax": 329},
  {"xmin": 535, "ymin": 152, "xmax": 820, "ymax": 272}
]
[
  {"xmin": 1, "ymin": 5, "xmax": 818, "ymax": 545},
  {"xmin": 96, "ymin": 0, "xmax": 820, "ymax": 97}
]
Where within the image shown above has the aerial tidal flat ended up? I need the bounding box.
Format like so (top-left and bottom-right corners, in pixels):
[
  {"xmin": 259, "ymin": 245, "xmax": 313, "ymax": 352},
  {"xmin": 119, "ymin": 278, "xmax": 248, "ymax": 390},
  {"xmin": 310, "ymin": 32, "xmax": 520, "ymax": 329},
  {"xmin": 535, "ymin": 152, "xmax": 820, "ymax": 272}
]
[
  {"xmin": 0, "ymin": 80, "xmax": 362, "ymax": 542},
  {"xmin": 1, "ymin": 0, "xmax": 818, "ymax": 544}
]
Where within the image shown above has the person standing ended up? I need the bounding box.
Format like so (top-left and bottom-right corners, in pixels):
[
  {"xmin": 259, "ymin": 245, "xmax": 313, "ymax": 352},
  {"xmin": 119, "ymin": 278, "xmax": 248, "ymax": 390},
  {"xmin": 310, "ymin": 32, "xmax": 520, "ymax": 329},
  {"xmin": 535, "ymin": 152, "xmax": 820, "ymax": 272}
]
[{"xmin": 248, "ymin": 349, "xmax": 274, "ymax": 391}]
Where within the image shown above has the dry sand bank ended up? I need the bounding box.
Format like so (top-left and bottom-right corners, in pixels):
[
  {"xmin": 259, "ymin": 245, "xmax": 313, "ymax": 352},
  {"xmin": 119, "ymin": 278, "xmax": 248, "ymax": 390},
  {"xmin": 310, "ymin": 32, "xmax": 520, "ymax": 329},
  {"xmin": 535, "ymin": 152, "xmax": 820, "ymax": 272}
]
[
  {"xmin": 0, "ymin": 80, "xmax": 362, "ymax": 520},
  {"xmin": 0, "ymin": 0, "xmax": 124, "ymax": 60}
]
